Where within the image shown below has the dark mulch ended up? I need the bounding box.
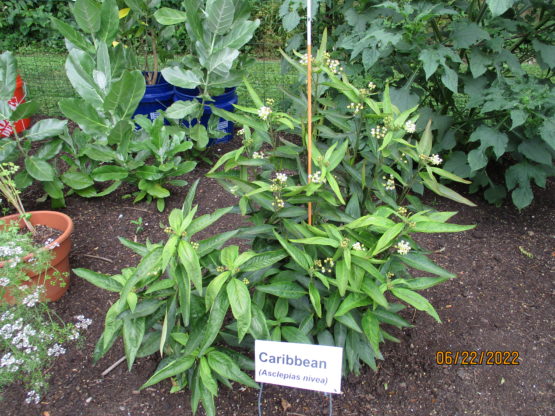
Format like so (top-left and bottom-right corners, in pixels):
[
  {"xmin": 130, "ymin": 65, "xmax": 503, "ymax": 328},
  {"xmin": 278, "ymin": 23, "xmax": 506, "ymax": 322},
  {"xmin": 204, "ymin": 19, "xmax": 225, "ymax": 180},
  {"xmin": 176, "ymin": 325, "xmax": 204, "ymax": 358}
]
[{"xmin": 1, "ymin": 137, "xmax": 553, "ymax": 416}]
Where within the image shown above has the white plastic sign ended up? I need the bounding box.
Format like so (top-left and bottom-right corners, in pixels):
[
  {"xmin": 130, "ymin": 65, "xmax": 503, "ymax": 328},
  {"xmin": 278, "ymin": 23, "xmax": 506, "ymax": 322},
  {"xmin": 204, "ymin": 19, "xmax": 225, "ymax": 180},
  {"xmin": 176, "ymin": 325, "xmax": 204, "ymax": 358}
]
[{"xmin": 255, "ymin": 340, "xmax": 343, "ymax": 394}]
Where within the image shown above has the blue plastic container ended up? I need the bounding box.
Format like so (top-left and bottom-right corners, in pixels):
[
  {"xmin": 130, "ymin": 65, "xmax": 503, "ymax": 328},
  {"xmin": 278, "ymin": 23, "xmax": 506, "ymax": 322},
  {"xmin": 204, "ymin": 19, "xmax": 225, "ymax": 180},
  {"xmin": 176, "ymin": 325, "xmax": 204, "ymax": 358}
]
[
  {"xmin": 174, "ymin": 87, "xmax": 238, "ymax": 144},
  {"xmin": 134, "ymin": 73, "xmax": 174, "ymax": 122}
]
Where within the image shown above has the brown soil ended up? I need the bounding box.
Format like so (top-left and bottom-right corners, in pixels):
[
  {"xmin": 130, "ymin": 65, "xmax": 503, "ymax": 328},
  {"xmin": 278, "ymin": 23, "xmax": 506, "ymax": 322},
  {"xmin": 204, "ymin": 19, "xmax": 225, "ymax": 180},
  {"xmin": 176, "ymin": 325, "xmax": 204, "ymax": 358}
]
[{"xmin": 1, "ymin": 139, "xmax": 553, "ymax": 416}]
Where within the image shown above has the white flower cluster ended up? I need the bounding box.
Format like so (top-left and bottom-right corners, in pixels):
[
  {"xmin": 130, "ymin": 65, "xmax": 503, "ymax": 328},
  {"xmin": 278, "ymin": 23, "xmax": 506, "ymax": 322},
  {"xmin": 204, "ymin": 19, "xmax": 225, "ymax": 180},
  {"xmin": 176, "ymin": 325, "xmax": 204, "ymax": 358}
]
[
  {"xmin": 25, "ymin": 390, "xmax": 41, "ymax": 405},
  {"xmin": 237, "ymin": 128, "xmax": 245, "ymax": 136},
  {"xmin": 253, "ymin": 151, "xmax": 265, "ymax": 159},
  {"xmin": 275, "ymin": 172, "xmax": 288, "ymax": 183},
  {"xmin": 371, "ymin": 125, "xmax": 388, "ymax": 139},
  {"xmin": 404, "ymin": 120, "xmax": 417, "ymax": 133},
  {"xmin": 47, "ymin": 343, "xmax": 66, "ymax": 357},
  {"xmin": 352, "ymin": 242, "xmax": 366, "ymax": 251},
  {"xmin": 257, "ymin": 106, "xmax": 272, "ymax": 121},
  {"xmin": 308, "ymin": 171, "xmax": 323, "ymax": 184},
  {"xmin": 325, "ymin": 54, "xmax": 343, "ymax": 74},
  {"xmin": 367, "ymin": 81, "xmax": 376, "ymax": 90},
  {"xmin": 1, "ymin": 352, "xmax": 23, "ymax": 372},
  {"xmin": 420, "ymin": 153, "xmax": 443, "ymax": 166},
  {"xmin": 12, "ymin": 324, "xmax": 39, "ymax": 354},
  {"xmin": 0, "ymin": 277, "xmax": 10, "ymax": 286},
  {"xmin": 0, "ymin": 242, "xmax": 23, "ymax": 259},
  {"xmin": 21, "ymin": 288, "xmax": 42, "ymax": 308},
  {"xmin": 395, "ymin": 240, "xmax": 411, "ymax": 255},
  {"xmin": 75, "ymin": 315, "xmax": 93, "ymax": 330},
  {"xmin": 314, "ymin": 258, "xmax": 335, "ymax": 273},
  {"xmin": 347, "ymin": 102, "xmax": 364, "ymax": 114},
  {"xmin": 383, "ymin": 175, "xmax": 396, "ymax": 191}
]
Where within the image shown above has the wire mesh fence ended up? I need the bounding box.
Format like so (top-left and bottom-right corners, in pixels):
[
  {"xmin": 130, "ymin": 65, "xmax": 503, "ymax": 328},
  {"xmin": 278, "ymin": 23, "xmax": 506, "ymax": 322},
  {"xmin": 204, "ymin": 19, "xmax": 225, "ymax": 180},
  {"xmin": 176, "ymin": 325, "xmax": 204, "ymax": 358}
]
[{"xmin": 15, "ymin": 42, "xmax": 297, "ymax": 117}]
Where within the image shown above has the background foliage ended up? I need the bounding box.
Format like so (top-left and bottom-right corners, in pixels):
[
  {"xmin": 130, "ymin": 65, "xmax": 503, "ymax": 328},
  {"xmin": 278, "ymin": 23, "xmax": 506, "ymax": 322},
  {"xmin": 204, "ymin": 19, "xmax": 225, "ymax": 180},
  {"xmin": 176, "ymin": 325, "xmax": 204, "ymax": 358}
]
[{"xmin": 279, "ymin": 0, "xmax": 555, "ymax": 209}]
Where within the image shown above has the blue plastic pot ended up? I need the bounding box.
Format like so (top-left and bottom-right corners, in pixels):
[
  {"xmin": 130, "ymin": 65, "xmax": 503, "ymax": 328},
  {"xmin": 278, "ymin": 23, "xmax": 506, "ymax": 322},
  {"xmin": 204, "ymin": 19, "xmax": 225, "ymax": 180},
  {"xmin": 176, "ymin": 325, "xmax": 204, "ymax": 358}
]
[
  {"xmin": 134, "ymin": 73, "xmax": 174, "ymax": 122},
  {"xmin": 174, "ymin": 87, "xmax": 238, "ymax": 145}
]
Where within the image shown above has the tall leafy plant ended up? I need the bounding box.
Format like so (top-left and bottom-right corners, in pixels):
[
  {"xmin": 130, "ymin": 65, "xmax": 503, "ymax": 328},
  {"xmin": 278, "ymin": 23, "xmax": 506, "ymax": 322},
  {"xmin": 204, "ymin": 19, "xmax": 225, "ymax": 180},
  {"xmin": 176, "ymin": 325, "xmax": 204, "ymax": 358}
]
[{"xmin": 279, "ymin": 0, "xmax": 555, "ymax": 209}]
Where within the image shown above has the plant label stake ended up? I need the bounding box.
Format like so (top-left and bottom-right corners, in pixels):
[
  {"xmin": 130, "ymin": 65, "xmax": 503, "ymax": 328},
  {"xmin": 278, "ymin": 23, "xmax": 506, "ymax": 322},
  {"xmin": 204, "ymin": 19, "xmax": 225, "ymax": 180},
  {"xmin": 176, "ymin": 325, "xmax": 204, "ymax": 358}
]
[{"xmin": 307, "ymin": 0, "xmax": 313, "ymax": 225}]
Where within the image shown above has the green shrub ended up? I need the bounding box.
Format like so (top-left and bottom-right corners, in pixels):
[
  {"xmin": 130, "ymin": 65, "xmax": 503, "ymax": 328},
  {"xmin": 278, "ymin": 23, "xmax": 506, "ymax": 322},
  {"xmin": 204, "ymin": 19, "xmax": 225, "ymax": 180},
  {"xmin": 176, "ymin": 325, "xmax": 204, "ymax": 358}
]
[
  {"xmin": 75, "ymin": 45, "xmax": 474, "ymax": 416},
  {"xmin": 279, "ymin": 0, "xmax": 555, "ymax": 209}
]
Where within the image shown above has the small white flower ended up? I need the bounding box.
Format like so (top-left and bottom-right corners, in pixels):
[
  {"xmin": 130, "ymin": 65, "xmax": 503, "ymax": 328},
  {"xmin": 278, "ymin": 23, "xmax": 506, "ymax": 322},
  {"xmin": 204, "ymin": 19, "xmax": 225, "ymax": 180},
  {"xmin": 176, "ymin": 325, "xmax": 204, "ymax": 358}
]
[
  {"xmin": 384, "ymin": 175, "xmax": 396, "ymax": 191},
  {"xmin": 252, "ymin": 151, "xmax": 265, "ymax": 159},
  {"xmin": 352, "ymin": 242, "xmax": 365, "ymax": 251},
  {"xmin": 367, "ymin": 81, "xmax": 376, "ymax": 90},
  {"xmin": 347, "ymin": 102, "xmax": 364, "ymax": 114},
  {"xmin": 75, "ymin": 315, "xmax": 93, "ymax": 330},
  {"xmin": 308, "ymin": 171, "xmax": 323, "ymax": 184},
  {"xmin": 430, "ymin": 154, "xmax": 443, "ymax": 165},
  {"xmin": 395, "ymin": 240, "xmax": 411, "ymax": 255},
  {"xmin": 21, "ymin": 289, "xmax": 41, "ymax": 308},
  {"xmin": 275, "ymin": 172, "xmax": 288, "ymax": 183},
  {"xmin": 257, "ymin": 106, "xmax": 272, "ymax": 121},
  {"xmin": 25, "ymin": 390, "xmax": 41, "ymax": 405},
  {"xmin": 404, "ymin": 120, "xmax": 417, "ymax": 133},
  {"xmin": 237, "ymin": 128, "xmax": 245, "ymax": 136},
  {"xmin": 0, "ymin": 277, "xmax": 10, "ymax": 286},
  {"xmin": 47, "ymin": 343, "xmax": 66, "ymax": 357}
]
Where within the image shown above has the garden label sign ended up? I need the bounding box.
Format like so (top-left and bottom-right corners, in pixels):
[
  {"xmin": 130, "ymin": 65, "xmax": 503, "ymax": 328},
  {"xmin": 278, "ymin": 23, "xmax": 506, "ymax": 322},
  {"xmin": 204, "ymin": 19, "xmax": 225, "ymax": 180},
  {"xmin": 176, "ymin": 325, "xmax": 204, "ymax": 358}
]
[{"xmin": 255, "ymin": 340, "xmax": 343, "ymax": 394}]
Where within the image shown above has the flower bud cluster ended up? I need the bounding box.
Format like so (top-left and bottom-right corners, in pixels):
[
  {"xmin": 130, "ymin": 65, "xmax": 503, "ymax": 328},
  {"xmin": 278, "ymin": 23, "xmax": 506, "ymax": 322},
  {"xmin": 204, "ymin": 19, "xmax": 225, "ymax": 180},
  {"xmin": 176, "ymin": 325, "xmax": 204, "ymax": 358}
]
[
  {"xmin": 370, "ymin": 125, "xmax": 387, "ymax": 139},
  {"xmin": 395, "ymin": 240, "xmax": 411, "ymax": 255},
  {"xmin": 347, "ymin": 102, "xmax": 364, "ymax": 114},
  {"xmin": 352, "ymin": 242, "xmax": 366, "ymax": 251},
  {"xmin": 253, "ymin": 151, "xmax": 265, "ymax": 159},
  {"xmin": 383, "ymin": 175, "xmax": 396, "ymax": 191},
  {"xmin": 404, "ymin": 120, "xmax": 417, "ymax": 133},
  {"xmin": 308, "ymin": 171, "xmax": 323, "ymax": 184},
  {"xmin": 419, "ymin": 153, "xmax": 443, "ymax": 165}
]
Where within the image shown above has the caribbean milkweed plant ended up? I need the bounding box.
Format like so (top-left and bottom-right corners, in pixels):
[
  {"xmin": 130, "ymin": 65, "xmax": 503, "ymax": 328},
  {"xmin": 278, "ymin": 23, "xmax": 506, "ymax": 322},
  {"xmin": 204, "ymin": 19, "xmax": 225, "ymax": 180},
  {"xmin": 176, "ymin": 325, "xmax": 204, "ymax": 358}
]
[{"xmin": 73, "ymin": 43, "xmax": 476, "ymax": 416}]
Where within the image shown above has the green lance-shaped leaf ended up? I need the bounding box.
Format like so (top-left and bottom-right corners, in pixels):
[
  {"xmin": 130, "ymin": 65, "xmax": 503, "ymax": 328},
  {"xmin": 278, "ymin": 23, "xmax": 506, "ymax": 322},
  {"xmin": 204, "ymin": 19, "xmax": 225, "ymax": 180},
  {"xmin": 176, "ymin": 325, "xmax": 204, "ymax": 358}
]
[
  {"xmin": 416, "ymin": 119, "xmax": 433, "ymax": 157},
  {"xmin": 173, "ymin": 265, "xmax": 191, "ymax": 326},
  {"xmin": 141, "ymin": 355, "xmax": 196, "ymax": 389},
  {"xmin": 178, "ymin": 241, "xmax": 203, "ymax": 295},
  {"xmin": 73, "ymin": 268, "xmax": 123, "ymax": 292},
  {"xmin": 398, "ymin": 252, "xmax": 455, "ymax": 278},
  {"xmin": 207, "ymin": 350, "xmax": 258, "ymax": 388},
  {"xmin": 73, "ymin": 0, "xmax": 102, "ymax": 34},
  {"xmin": 198, "ymin": 291, "xmax": 229, "ymax": 355},
  {"xmin": 273, "ymin": 231, "xmax": 312, "ymax": 271},
  {"xmin": 123, "ymin": 317, "xmax": 145, "ymax": 370},
  {"xmin": 411, "ymin": 221, "xmax": 475, "ymax": 233},
  {"xmin": 308, "ymin": 281, "xmax": 322, "ymax": 318},
  {"xmin": 256, "ymin": 280, "xmax": 307, "ymax": 299},
  {"xmin": 399, "ymin": 277, "xmax": 450, "ymax": 290},
  {"xmin": 361, "ymin": 310, "xmax": 381, "ymax": 355},
  {"xmin": 361, "ymin": 278, "xmax": 388, "ymax": 308},
  {"xmin": 290, "ymin": 237, "xmax": 339, "ymax": 247},
  {"xmin": 372, "ymin": 223, "xmax": 405, "ymax": 256},
  {"xmin": 226, "ymin": 278, "xmax": 252, "ymax": 342},
  {"xmin": 335, "ymin": 259, "xmax": 349, "ymax": 297},
  {"xmin": 24, "ymin": 156, "xmax": 56, "ymax": 182},
  {"xmin": 282, "ymin": 326, "xmax": 311, "ymax": 344},
  {"xmin": 199, "ymin": 356, "xmax": 218, "ymax": 397},
  {"xmin": 205, "ymin": 271, "xmax": 230, "ymax": 311},
  {"xmin": 240, "ymin": 249, "xmax": 287, "ymax": 272},
  {"xmin": 220, "ymin": 245, "xmax": 239, "ymax": 269},
  {"xmin": 91, "ymin": 165, "xmax": 129, "ymax": 181},
  {"xmin": 121, "ymin": 246, "xmax": 163, "ymax": 301},
  {"xmin": 0, "ymin": 51, "xmax": 17, "ymax": 100},
  {"xmin": 391, "ymin": 287, "xmax": 441, "ymax": 323},
  {"xmin": 335, "ymin": 293, "xmax": 372, "ymax": 317}
]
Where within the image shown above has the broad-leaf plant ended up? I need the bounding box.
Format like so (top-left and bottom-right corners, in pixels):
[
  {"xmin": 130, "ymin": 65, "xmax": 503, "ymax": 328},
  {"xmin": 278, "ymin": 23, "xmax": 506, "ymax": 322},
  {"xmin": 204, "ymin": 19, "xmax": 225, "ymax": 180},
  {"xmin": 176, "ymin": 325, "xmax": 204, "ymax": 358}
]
[{"xmin": 76, "ymin": 42, "xmax": 475, "ymax": 416}]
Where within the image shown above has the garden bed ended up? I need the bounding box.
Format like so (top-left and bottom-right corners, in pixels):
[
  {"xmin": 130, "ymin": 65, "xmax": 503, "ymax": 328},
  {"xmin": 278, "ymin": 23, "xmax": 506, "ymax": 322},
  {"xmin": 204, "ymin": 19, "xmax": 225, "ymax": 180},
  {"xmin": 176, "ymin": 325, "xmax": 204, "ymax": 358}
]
[{"xmin": 1, "ymin": 135, "xmax": 553, "ymax": 416}]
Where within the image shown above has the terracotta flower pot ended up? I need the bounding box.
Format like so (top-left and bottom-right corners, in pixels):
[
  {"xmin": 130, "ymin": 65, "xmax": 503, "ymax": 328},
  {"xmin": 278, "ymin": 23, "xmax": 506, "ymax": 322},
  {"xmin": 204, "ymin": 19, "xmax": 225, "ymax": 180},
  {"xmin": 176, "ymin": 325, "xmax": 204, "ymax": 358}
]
[{"xmin": 0, "ymin": 211, "xmax": 74, "ymax": 303}]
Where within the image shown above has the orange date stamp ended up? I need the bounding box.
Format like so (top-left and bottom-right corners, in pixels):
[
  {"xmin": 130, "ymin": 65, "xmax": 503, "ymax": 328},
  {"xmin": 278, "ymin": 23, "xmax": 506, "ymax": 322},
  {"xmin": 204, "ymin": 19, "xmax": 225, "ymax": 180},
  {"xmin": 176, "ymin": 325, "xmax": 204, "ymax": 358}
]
[{"xmin": 435, "ymin": 351, "xmax": 520, "ymax": 365}]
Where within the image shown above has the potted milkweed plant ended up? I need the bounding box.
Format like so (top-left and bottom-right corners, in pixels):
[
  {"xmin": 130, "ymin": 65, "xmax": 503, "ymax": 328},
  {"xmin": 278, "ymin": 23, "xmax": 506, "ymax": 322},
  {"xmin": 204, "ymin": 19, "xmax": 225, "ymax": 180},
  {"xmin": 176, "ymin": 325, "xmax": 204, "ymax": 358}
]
[
  {"xmin": 155, "ymin": 0, "xmax": 260, "ymax": 145},
  {"xmin": 119, "ymin": 0, "xmax": 176, "ymax": 121}
]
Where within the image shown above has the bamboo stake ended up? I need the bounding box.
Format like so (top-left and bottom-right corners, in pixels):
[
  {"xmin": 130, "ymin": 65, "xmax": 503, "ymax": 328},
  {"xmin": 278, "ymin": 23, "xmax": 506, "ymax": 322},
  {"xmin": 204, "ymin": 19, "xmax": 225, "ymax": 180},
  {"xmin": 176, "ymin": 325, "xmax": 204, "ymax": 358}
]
[{"xmin": 307, "ymin": 0, "xmax": 313, "ymax": 226}]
